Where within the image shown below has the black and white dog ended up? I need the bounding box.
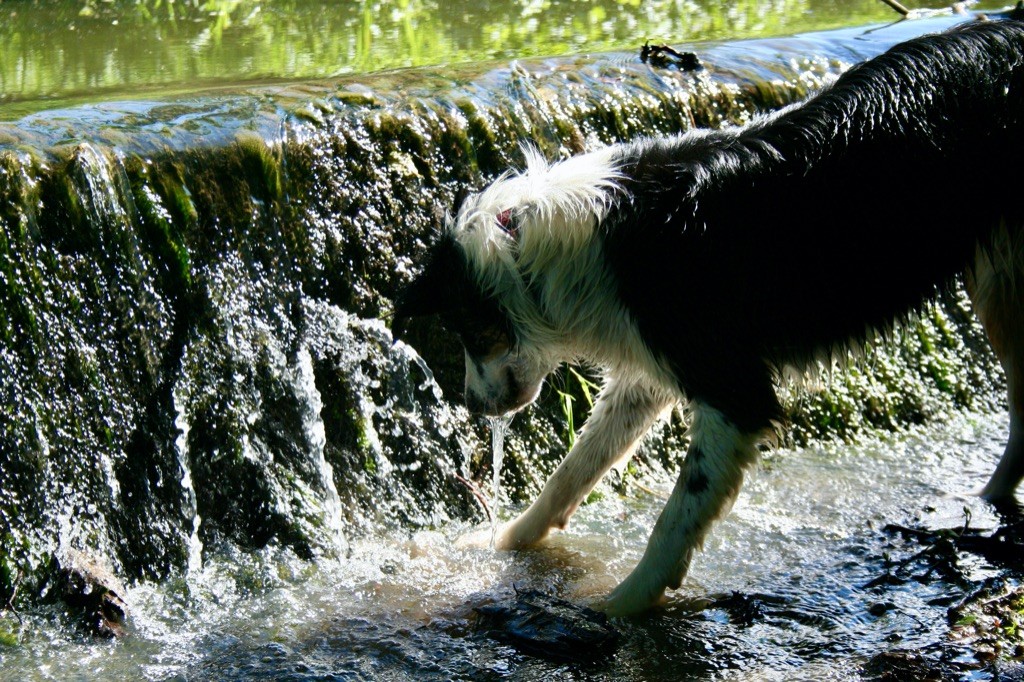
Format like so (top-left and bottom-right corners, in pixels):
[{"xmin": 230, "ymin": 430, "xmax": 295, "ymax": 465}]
[{"xmin": 394, "ymin": 19, "xmax": 1024, "ymax": 616}]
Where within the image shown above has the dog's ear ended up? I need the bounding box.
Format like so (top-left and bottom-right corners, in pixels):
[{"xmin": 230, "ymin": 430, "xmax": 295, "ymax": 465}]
[
  {"xmin": 431, "ymin": 185, "xmax": 473, "ymax": 236},
  {"xmin": 452, "ymin": 185, "xmax": 472, "ymax": 217},
  {"xmin": 392, "ymin": 234, "xmax": 465, "ymax": 341}
]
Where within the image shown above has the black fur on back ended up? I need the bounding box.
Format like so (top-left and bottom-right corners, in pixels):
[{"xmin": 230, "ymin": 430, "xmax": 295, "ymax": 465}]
[{"xmin": 601, "ymin": 19, "xmax": 1024, "ymax": 432}]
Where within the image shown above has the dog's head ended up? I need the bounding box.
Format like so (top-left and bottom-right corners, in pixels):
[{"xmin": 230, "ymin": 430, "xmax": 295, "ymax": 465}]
[
  {"xmin": 394, "ymin": 146, "xmax": 623, "ymax": 415},
  {"xmin": 393, "ymin": 229, "xmax": 555, "ymax": 416}
]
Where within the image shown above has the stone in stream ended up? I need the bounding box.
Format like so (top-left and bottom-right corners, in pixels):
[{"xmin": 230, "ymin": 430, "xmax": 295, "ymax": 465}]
[
  {"xmin": 52, "ymin": 550, "xmax": 129, "ymax": 639},
  {"xmin": 474, "ymin": 588, "xmax": 619, "ymax": 662}
]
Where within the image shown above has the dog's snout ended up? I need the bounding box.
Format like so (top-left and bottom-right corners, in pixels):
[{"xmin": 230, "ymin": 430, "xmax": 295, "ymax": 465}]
[
  {"xmin": 465, "ymin": 389, "xmax": 510, "ymax": 417},
  {"xmin": 464, "ymin": 349, "xmax": 546, "ymax": 416}
]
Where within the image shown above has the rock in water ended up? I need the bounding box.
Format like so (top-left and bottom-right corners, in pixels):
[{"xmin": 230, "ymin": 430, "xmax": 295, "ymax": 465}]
[
  {"xmin": 474, "ymin": 589, "xmax": 619, "ymax": 662},
  {"xmin": 54, "ymin": 550, "xmax": 129, "ymax": 638}
]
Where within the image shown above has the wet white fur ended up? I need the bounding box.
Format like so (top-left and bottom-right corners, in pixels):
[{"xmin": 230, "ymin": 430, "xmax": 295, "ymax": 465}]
[
  {"xmin": 494, "ymin": 378, "xmax": 676, "ymax": 549},
  {"xmin": 968, "ymin": 225, "xmax": 1024, "ymax": 499},
  {"xmin": 453, "ymin": 146, "xmax": 677, "ymax": 396},
  {"xmin": 602, "ymin": 405, "xmax": 760, "ymax": 614}
]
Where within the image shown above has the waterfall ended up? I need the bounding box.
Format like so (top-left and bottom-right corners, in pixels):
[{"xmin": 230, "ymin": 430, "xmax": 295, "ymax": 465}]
[{"xmin": 289, "ymin": 346, "xmax": 347, "ymax": 554}]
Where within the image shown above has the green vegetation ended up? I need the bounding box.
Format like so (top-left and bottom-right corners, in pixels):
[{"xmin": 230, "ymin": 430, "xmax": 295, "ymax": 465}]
[
  {"xmin": 782, "ymin": 290, "xmax": 1002, "ymax": 445},
  {"xmin": 0, "ymin": 623, "xmax": 17, "ymax": 647},
  {"xmin": 951, "ymin": 585, "xmax": 1024, "ymax": 664},
  {"xmin": 556, "ymin": 365, "xmax": 600, "ymax": 449}
]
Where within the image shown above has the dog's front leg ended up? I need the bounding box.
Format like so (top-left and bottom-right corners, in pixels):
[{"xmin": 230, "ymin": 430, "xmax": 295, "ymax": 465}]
[
  {"xmin": 492, "ymin": 377, "xmax": 675, "ymax": 550},
  {"xmin": 600, "ymin": 402, "xmax": 760, "ymax": 616}
]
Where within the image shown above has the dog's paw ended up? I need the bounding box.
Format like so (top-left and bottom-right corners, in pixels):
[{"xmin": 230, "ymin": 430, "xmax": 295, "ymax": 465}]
[
  {"xmin": 595, "ymin": 577, "xmax": 667, "ymax": 617},
  {"xmin": 495, "ymin": 515, "xmax": 554, "ymax": 549},
  {"xmin": 455, "ymin": 518, "xmax": 551, "ymax": 550},
  {"xmin": 454, "ymin": 526, "xmax": 497, "ymax": 549}
]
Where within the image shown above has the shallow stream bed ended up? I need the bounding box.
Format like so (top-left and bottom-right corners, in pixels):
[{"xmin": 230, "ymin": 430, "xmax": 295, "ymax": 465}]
[{"xmin": 2, "ymin": 410, "xmax": 1020, "ymax": 681}]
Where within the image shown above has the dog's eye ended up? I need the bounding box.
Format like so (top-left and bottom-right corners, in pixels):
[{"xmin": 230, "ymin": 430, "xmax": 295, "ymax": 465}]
[
  {"xmin": 451, "ymin": 309, "xmax": 514, "ymax": 358},
  {"xmin": 463, "ymin": 335, "xmax": 509, "ymax": 359},
  {"xmin": 460, "ymin": 322, "xmax": 510, "ymax": 357},
  {"xmin": 438, "ymin": 289, "xmax": 514, "ymax": 358}
]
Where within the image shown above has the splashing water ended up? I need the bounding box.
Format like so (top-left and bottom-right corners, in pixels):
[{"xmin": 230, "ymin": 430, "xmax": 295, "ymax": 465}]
[
  {"xmin": 172, "ymin": 389, "xmax": 204, "ymax": 575},
  {"xmin": 0, "ymin": 411, "xmax": 1016, "ymax": 681},
  {"xmin": 289, "ymin": 346, "xmax": 347, "ymax": 554},
  {"xmin": 488, "ymin": 415, "xmax": 513, "ymax": 548}
]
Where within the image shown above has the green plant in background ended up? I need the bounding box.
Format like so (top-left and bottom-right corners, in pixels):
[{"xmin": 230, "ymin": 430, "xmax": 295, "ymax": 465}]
[{"xmin": 556, "ymin": 365, "xmax": 600, "ymax": 449}]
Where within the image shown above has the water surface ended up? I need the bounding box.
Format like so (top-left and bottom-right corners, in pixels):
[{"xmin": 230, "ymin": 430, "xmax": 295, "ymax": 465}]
[
  {"xmin": 0, "ymin": 0, "xmax": 1010, "ymax": 118},
  {"xmin": 1, "ymin": 411, "xmax": 1015, "ymax": 680}
]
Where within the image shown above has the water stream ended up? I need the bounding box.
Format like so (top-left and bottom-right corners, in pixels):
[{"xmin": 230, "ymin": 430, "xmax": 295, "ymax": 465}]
[
  {"xmin": 489, "ymin": 415, "xmax": 514, "ymax": 549},
  {"xmin": 171, "ymin": 390, "xmax": 204, "ymax": 577},
  {"xmin": 1, "ymin": 410, "xmax": 1017, "ymax": 680}
]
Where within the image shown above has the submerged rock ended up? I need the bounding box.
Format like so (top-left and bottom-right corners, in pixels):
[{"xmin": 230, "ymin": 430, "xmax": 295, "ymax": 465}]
[{"xmin": 474, "ymin": 589, "xmax": 619, "ymax": 662}]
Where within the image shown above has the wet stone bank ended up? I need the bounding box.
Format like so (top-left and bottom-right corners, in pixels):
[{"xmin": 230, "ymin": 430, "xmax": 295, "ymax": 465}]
[{"xmin": 0, "ymin": 14, "xmax": 1014, "ymax": 673}]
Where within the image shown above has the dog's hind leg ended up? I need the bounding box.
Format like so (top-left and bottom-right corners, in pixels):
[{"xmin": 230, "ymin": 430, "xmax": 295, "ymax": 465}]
[
  {"xmin": 983, "ymin": 410, "xmax": 1024, "ymax": 502},
  {"xmin": 487, "ymin": 377, "xmax": 675, "ymax": 550},
  {"xmin": 600, "ymin": 402, "xmax": 761, "ymax": 616},
  {"xmin": 981, "ymin": 343, "xmax": 1024, "ymax": 502},
  {"xmin": 969, "ymin": 231, "xmax": 1024, "ymax": 502}
]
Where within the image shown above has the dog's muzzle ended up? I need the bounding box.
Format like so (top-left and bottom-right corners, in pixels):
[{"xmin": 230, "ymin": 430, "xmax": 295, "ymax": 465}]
[{"xmin": 464, "ymin": 356, "xmax": 543, "ymax": 416}]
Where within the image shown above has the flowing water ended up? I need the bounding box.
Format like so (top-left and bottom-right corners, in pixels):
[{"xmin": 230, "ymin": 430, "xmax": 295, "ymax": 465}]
[
  {"xmin": 489, "ymin": 416, "xmax": 514, "ymax": 550},
  {"xmin": 0, "ymin": 410, "xmax": 1018, "ymax": 680}
]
